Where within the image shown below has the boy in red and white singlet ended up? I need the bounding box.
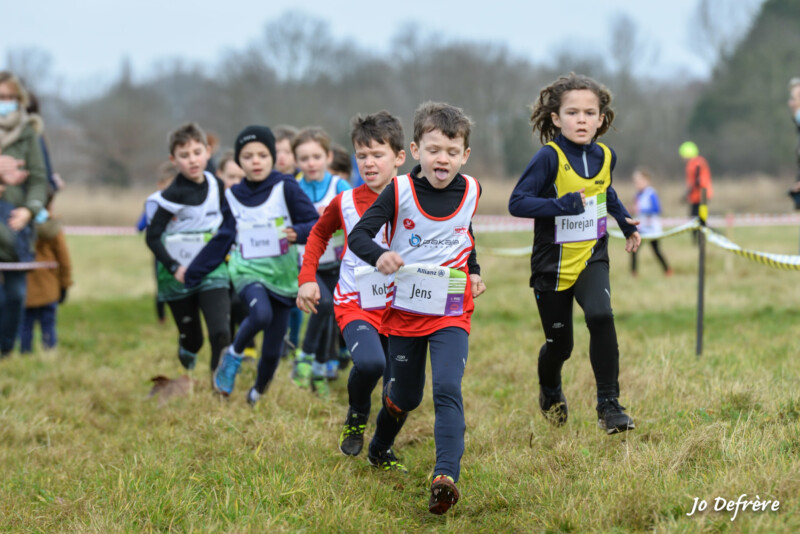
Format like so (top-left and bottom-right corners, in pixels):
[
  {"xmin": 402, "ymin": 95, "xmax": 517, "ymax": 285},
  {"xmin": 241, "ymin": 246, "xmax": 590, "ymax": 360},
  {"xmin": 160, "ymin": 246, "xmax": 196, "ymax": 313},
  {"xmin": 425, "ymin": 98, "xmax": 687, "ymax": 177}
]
[{"xmin": 347, "ymin": 102, "xmax": 486, "ymax": 515}]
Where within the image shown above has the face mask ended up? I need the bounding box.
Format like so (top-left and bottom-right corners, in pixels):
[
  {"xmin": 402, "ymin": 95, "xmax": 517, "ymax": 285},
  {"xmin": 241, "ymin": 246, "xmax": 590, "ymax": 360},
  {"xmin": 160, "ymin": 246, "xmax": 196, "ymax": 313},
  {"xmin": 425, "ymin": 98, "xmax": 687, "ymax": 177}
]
[{"xmin": 0, "ymin": 100, "xmax": 18, "ymax": 117}]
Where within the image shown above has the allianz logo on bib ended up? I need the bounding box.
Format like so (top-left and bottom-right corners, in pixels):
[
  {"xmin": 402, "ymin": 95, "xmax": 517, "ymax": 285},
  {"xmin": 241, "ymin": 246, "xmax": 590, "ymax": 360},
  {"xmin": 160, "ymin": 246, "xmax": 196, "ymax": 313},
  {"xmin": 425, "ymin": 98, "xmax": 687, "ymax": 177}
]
[
  {"xmin": 416, "ymin": 267, "xmax": 446, "ymax": 277},
  {"xmin": 408, "ymin": 233, "xmax": 461, "ymax": 248}
]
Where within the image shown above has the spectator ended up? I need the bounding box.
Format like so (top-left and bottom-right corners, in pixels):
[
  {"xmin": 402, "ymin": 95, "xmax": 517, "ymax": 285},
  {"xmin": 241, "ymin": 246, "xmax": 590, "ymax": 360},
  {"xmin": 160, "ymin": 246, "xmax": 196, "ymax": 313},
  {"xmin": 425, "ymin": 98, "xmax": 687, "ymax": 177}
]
[{"xmin": 0, "ymin": 71, "xmax": 48, "ymax": 357}]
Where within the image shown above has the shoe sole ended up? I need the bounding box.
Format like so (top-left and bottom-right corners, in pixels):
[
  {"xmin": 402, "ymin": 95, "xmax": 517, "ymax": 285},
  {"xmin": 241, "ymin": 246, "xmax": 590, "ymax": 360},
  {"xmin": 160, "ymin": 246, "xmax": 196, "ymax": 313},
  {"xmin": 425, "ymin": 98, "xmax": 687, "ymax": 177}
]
[
  {"xmin": 338, "ymin": 438, "xmax": 363, "ymax": 456},
  {"xmin": 429, "ymin": 480, "xmax": 459, "ymax": 515},
  {"xmin": 598, "ymin": 420, "xmax": 636, "ymax": 435}
]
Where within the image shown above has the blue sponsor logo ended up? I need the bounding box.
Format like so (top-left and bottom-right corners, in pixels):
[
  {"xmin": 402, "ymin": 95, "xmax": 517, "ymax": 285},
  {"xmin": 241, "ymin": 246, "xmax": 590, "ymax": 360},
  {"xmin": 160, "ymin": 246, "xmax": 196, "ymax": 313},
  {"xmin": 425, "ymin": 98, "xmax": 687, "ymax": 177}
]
[{"xmin": 409, "ymin": 234, "xmax": 422, "ymax": 247}]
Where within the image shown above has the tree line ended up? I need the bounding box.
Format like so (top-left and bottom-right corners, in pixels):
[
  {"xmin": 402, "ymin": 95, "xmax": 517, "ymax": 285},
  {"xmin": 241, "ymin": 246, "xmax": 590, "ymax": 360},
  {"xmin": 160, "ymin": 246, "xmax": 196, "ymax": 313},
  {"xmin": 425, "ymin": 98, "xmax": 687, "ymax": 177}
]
[{"xmin": 7, "ymin": 1, "xmax": 797, "ymax": 189}]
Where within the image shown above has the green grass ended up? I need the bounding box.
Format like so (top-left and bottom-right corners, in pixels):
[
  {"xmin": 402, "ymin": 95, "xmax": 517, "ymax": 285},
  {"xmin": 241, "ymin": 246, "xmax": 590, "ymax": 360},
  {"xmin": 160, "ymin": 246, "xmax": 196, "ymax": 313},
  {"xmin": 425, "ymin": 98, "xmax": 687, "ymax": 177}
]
[{"xmin": 1, "ymin": 228, "xmax": 799, "ymax": 532}]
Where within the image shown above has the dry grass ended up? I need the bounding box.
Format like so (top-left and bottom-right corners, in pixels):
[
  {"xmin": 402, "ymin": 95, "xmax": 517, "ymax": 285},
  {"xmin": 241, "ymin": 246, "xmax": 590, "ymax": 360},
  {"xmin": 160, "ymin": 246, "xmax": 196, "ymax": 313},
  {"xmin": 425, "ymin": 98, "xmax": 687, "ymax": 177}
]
[{"xmin": 0, "ymin": 227, "xmax": 799, "ymax": 532}]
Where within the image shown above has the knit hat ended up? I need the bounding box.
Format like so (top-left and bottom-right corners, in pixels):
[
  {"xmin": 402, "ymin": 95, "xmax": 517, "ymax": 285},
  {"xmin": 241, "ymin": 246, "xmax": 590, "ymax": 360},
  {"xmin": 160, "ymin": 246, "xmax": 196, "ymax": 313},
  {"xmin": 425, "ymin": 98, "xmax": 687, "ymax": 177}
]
[{"xmin": 234, "ymin": 125, "xmax": 276, "ymax": 165}]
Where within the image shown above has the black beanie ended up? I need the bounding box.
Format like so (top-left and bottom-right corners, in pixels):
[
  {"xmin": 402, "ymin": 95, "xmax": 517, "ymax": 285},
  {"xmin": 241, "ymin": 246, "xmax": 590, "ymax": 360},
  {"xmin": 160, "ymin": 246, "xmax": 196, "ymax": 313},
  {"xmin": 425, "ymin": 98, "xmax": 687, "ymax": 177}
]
[{"xmin": 234, "ymin": 125, "xmax": 276, "ymax": 165}]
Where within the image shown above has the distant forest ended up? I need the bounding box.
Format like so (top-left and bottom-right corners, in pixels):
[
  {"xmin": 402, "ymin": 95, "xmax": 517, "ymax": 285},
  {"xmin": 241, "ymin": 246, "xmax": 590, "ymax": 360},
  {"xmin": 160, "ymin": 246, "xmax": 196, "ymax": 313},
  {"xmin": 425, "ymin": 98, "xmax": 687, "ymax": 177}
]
[{"xmin": 5, "ymin": 0, "xmax": 799, "ymax": 188}]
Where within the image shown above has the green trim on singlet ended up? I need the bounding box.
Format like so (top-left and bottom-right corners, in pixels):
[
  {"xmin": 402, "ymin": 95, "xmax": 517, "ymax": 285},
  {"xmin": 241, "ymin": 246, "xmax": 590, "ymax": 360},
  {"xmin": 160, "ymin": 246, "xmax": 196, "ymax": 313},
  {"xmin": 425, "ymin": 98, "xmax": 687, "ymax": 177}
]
[
  {"xmin": 156, "ymin": 261, "xmax": 230, "ymax": 302},
  {"xmin": 227, "ymin": 245, "xmax": 300, "ymax": 297}
]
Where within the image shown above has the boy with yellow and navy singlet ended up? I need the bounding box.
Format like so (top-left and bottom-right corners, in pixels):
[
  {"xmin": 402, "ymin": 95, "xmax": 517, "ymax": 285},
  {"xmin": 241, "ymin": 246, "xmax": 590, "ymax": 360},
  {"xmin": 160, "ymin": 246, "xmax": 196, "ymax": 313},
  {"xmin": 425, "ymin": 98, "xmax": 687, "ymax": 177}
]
[
  {"xmin": 508, "ymin": 73, "xmax": 641, "ymax": 435},
  {"xmin": 348, "ymin": 102, "xmax": 486, "ymax": 515}
]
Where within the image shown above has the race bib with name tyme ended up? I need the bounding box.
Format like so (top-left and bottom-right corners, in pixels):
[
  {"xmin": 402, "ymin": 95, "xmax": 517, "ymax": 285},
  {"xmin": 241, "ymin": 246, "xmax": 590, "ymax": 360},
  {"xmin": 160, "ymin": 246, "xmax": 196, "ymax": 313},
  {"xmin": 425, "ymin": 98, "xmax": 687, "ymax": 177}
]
[{"xmin": 239, "ymin": 218, "xmax": 289, "ymax": 259}]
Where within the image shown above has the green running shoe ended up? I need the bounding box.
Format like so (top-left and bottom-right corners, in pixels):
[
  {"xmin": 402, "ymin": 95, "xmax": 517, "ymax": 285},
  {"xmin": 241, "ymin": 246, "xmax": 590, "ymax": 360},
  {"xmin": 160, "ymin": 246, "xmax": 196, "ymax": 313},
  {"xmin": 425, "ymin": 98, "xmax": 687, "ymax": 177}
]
[
  {"xmin": 291, "ymin": 354, "xmax": 312, "ymax": 388},
  {"xmin": 367, "ymin": 447, "xmax": 408, "ymax": 472}
]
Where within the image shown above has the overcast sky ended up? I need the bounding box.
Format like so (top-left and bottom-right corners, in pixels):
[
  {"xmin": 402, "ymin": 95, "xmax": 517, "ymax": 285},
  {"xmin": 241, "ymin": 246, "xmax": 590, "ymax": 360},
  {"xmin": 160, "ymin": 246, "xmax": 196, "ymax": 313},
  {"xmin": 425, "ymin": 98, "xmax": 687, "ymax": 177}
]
[{"xmin": 3, "ymin": 0, "xmax": 751, "ymax": 96}]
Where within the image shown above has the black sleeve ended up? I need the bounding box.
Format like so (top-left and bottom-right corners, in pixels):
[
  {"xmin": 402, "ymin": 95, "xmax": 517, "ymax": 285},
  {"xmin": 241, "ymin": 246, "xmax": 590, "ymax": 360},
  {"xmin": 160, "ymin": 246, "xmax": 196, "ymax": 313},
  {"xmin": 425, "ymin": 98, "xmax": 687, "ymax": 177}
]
[
  {"xmin": 467, "ymin": 223, "xmax": 480, "ymax": 276},
  {"xmin": 348, "ymin": 184, "xmax": 397, "ymax": 266},
  {"xmin": 145, "ymin": 207, "xmax": 180, "ymax": 273}
]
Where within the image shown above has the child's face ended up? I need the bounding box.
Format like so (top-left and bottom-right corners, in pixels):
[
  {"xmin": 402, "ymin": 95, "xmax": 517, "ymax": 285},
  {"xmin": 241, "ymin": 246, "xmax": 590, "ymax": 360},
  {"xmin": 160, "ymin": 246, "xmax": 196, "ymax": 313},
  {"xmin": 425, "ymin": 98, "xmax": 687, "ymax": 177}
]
[
  {"xmin": 238, "ymin": 141, "xmax": 274, "ymax": 182},
  {"xmin": 551, "ymin": 89, "xmax": 605, "ymax": 145},
  {"xmin": 218, "ymin": 160, "xmax": 245, "ymax": 189},
  {"xmin": 789, "ymin": 85, "xmax": 800, "ymax": 115},
  {"xmin": 632, "ymin": 171, "xmax": 647, "ymax": 192},
  {"xmin": 410, "ymin": 129, "xmax": 470, "ymax": 190},
  {"xmin": 354, "ymin": 140, "xmax": 406, "ymax": 193},
  {"xmin": 170, "ymin": 140, "xmax": 209, "ymax": 182},
  {"xmin": 295, "ymin": 141, "xmax": 331, "ymax": 182},
  {"xmin": 275, "ymin": 139, "xmax": 296, "ymax": 175}
]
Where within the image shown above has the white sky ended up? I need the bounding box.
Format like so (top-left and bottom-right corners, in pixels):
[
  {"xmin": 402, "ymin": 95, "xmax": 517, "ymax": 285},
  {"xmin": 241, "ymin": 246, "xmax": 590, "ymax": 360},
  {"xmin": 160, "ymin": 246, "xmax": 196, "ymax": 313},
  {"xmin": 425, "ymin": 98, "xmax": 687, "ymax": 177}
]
[{"xmin": 3, "ymin": 0, "xmax": 728, "ymax": 96}]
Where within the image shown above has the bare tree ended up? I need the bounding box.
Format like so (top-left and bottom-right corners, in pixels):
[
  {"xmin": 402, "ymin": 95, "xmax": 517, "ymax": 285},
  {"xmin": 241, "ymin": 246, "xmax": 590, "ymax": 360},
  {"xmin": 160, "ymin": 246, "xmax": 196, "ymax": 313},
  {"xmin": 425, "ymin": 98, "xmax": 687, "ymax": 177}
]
[{"xmin": 689, "ymin": 0, "xmax": 764, "ymax": 68}]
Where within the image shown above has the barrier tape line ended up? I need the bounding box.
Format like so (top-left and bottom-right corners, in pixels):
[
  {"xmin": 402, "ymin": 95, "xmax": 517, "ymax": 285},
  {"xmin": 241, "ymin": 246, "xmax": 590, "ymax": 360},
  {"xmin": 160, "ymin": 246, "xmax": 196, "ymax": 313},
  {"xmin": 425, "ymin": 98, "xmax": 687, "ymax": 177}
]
[
  {"xmin": 0, "ymin": 261, "xmax": 59, "ymax": 271},
  {"xmin": 607, "ymin": 219, "xmax": 701, "ymax": 241},
  {"xmin": 481, "ymin": 217, "xmax": 800, "ymax": 270},
  {"xmin": 699, "ymin": 227, "xmax": 800, "ymax": 271}
]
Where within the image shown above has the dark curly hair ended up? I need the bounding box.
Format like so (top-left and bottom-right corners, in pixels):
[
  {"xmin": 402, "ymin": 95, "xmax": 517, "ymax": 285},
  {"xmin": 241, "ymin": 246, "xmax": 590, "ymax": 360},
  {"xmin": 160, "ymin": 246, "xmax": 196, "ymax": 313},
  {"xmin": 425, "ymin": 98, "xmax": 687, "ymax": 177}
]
[{"xmin": 530, "ymin": 73, "xmax": 615, "ymax": 144}]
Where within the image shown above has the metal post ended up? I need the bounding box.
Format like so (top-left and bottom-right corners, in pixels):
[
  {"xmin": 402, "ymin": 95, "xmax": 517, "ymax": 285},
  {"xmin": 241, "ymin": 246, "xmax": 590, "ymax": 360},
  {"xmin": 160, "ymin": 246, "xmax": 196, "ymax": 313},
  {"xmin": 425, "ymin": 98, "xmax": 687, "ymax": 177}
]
[{"xmin": 696, "ymin": 188, "xmax": 707, "ymax": 357}]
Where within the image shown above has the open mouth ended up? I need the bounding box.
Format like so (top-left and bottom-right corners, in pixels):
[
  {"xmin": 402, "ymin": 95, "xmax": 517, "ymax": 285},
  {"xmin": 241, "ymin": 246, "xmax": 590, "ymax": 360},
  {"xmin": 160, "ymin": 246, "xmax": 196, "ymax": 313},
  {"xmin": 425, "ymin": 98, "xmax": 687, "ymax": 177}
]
[{"xmin": 434, "ymin": 168, "xmax": 449, "ymax": 180}]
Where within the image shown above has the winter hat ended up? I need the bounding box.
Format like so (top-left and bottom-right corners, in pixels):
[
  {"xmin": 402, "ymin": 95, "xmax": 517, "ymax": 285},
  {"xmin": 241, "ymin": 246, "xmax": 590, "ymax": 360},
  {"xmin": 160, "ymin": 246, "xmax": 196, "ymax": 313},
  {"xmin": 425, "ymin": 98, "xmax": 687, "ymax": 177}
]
[{"xmin": 234, "ymin": 125, "xmax": 276, "ymax": 165}]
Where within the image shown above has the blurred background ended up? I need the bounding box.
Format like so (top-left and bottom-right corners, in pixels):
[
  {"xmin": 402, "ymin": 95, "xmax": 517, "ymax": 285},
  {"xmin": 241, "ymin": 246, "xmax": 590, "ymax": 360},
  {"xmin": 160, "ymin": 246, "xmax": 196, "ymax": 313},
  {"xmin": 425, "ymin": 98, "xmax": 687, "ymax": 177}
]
[{"xmin": 3, "ymin": 0, "xmax": 798, "ymax": 221}]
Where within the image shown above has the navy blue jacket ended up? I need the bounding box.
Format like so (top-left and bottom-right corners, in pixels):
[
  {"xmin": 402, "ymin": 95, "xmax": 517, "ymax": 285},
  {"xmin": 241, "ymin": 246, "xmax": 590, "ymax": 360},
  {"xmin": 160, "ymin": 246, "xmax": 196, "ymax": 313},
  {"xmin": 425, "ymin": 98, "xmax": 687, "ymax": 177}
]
[
  {"xmin": 508, "ymin": 134, "xmax": 636, "ymax": 237},
  {"xmin": 184, "ymin": 172, "xmax": 319, "ymax": 288}
]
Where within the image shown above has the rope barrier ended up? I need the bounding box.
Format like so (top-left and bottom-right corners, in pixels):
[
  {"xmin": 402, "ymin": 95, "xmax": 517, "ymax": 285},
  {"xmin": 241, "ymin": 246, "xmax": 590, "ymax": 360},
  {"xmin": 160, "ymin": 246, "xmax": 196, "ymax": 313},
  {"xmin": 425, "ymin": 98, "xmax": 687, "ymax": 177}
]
[{"xmin": 481, "ymin": 217, "xmax": 800, "ymax": 270}]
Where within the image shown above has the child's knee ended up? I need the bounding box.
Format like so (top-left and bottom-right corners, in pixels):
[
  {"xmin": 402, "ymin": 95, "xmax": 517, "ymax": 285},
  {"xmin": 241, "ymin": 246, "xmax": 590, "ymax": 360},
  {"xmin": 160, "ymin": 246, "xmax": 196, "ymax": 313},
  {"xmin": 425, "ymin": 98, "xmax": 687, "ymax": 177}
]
[
  {"xmin": 540, "ymin": 338, "xmax": 573, "ymax": 362},
  {"xmin": 384, "ymin": 380, "xmax": 423, "ymax": 417},
  {"xmin": 432, "ymin": 379, "xmax": 463, "ymax": 405},
  {"xmin": 356, "ymin": 355, "xmax": 385, "ymax": 380},
  {"xmin": 585, "ymin": 309, "xmax": 614, "ymax": 330}
]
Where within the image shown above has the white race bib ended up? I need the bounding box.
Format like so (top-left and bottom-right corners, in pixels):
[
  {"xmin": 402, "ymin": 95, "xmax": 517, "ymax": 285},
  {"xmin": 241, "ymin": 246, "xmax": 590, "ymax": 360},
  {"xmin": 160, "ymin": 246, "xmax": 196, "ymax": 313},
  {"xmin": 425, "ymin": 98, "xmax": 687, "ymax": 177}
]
[
  {"xmin": 239, "ymin": 218, "xmax": 289, "ymax": 259},
  {"xmin": 319, "ymin": 231, "xmax": 345, "ymax": 264},
  {"xmin": 164, "ymin": 233, "xmax": 209, "ymax": 267},
  {"xmin": 554, "ymin": 193, "xmax": 607, "ymax": 244},
  {"xmin": 354, "ymin": 266, "xmax": 391, "ymax": 310},
  {"xmin": 391, "ymin": 264, "xmax": 467, "ymax": 316}
]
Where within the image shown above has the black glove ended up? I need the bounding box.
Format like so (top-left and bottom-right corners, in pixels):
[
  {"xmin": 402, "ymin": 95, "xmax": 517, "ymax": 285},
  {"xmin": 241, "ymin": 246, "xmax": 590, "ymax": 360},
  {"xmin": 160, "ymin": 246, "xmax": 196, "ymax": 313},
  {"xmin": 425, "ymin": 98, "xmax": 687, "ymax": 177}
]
[{"xmin": 59, "ymin": 288, "xmax": 67, "ymax": 304}]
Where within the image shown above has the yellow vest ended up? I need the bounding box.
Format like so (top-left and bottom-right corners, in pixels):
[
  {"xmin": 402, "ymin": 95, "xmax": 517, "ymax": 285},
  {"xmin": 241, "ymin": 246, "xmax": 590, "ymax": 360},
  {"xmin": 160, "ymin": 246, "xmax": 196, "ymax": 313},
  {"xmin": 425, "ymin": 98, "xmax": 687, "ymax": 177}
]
[{"xmin": 547, "ymin": 141, "xmax": 612, "ymax": 291}]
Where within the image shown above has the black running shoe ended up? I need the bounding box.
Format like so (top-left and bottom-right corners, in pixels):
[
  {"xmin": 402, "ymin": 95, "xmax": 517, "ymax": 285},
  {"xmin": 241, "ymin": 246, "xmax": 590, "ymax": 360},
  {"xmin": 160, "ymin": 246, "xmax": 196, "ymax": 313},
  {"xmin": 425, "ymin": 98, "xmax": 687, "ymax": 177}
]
[
  {"xmin": 539, "ymin": 387, "xmax": 568, "ymax": 427},
  {"xmin": 367, "ymin": 447, "xmax": 408, "ymax": 472},
  {"xmin": 339, "ymin": 409, "xmax": 367, "ymax": 456},
  {"xmin": 428, "ymin": 474, "xmax": 460, "ymax": 515},
  {"xmin": 597, "ymin": 397, "xmax": 635, "ymax": 434}
]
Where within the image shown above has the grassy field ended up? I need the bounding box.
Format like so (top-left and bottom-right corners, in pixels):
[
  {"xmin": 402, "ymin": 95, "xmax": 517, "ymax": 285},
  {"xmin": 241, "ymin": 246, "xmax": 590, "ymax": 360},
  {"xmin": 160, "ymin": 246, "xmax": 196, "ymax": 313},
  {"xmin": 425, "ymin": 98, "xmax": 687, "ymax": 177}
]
[{"xmin": 1, "ymin": 226, "xmax": 799, "ymax": 532}]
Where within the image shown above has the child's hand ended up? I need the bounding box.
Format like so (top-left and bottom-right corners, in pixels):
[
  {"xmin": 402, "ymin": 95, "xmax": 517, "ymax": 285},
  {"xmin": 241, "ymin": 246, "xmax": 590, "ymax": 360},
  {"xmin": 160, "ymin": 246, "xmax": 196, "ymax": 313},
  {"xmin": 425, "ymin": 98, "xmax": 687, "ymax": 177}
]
[
  {"xmin": 625, "ymin": 231, "xmax": 641, "ymax": 253},
  {"xmin": 376, "ymin": 251, "xmax": 404, "ymax": 275},
  {"xmin": 297, "ymin": 282, "xmax": 320, "ymax": 314},
  {"xmin": 470, "ymin": 274, "xmax": 486, "ymax": 298},
  {"xmin": 578, "ymin": 188, "xmax": 586, "ymax": 206},
  {"xmin": 791, "ymin": 182, "xmax": 800, "ymax": 193},
  {"xmin": 174, "ymin": 266, "xmax": 187, "ymax": 283},
  {"xmin": 7, "ymin": 207, "xmax": 31, "ymax": 231},
  {"xmin": 283, "ymin": 227, "xmax": 298, "ymax": 243}
]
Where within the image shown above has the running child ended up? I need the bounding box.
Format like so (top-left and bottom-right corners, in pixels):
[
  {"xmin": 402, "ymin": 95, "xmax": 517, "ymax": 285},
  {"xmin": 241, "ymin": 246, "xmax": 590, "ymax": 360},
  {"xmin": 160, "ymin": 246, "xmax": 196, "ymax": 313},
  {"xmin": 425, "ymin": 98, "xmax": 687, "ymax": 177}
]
[
  {"xmin": 145, "ymin": 123, "xmax": 231, "ymax": 374},
  {"xmin": 508, "ymin": 73, "xmax": 640, "ymax": 434},
  {"xmin": 296, "ymin": 110, "xmax": 405, "ymax": 456},
  {"xmin": 183, "ymin": 125, "xmax": 318, "ymax": 404},
  {"xmin": 272, "ymin": 126, "xmax": 305, "ymax": 361},
  {"xmin": 348, "ymin": 102, "xmax": 486, "ymax": 515},
  {"xmin": 290, "ymin": 127, "xmax": 352, "ymax": 396},
  {"xmin": 631, "ymin": 168, "xmax": 671, "ymax": 276}
]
